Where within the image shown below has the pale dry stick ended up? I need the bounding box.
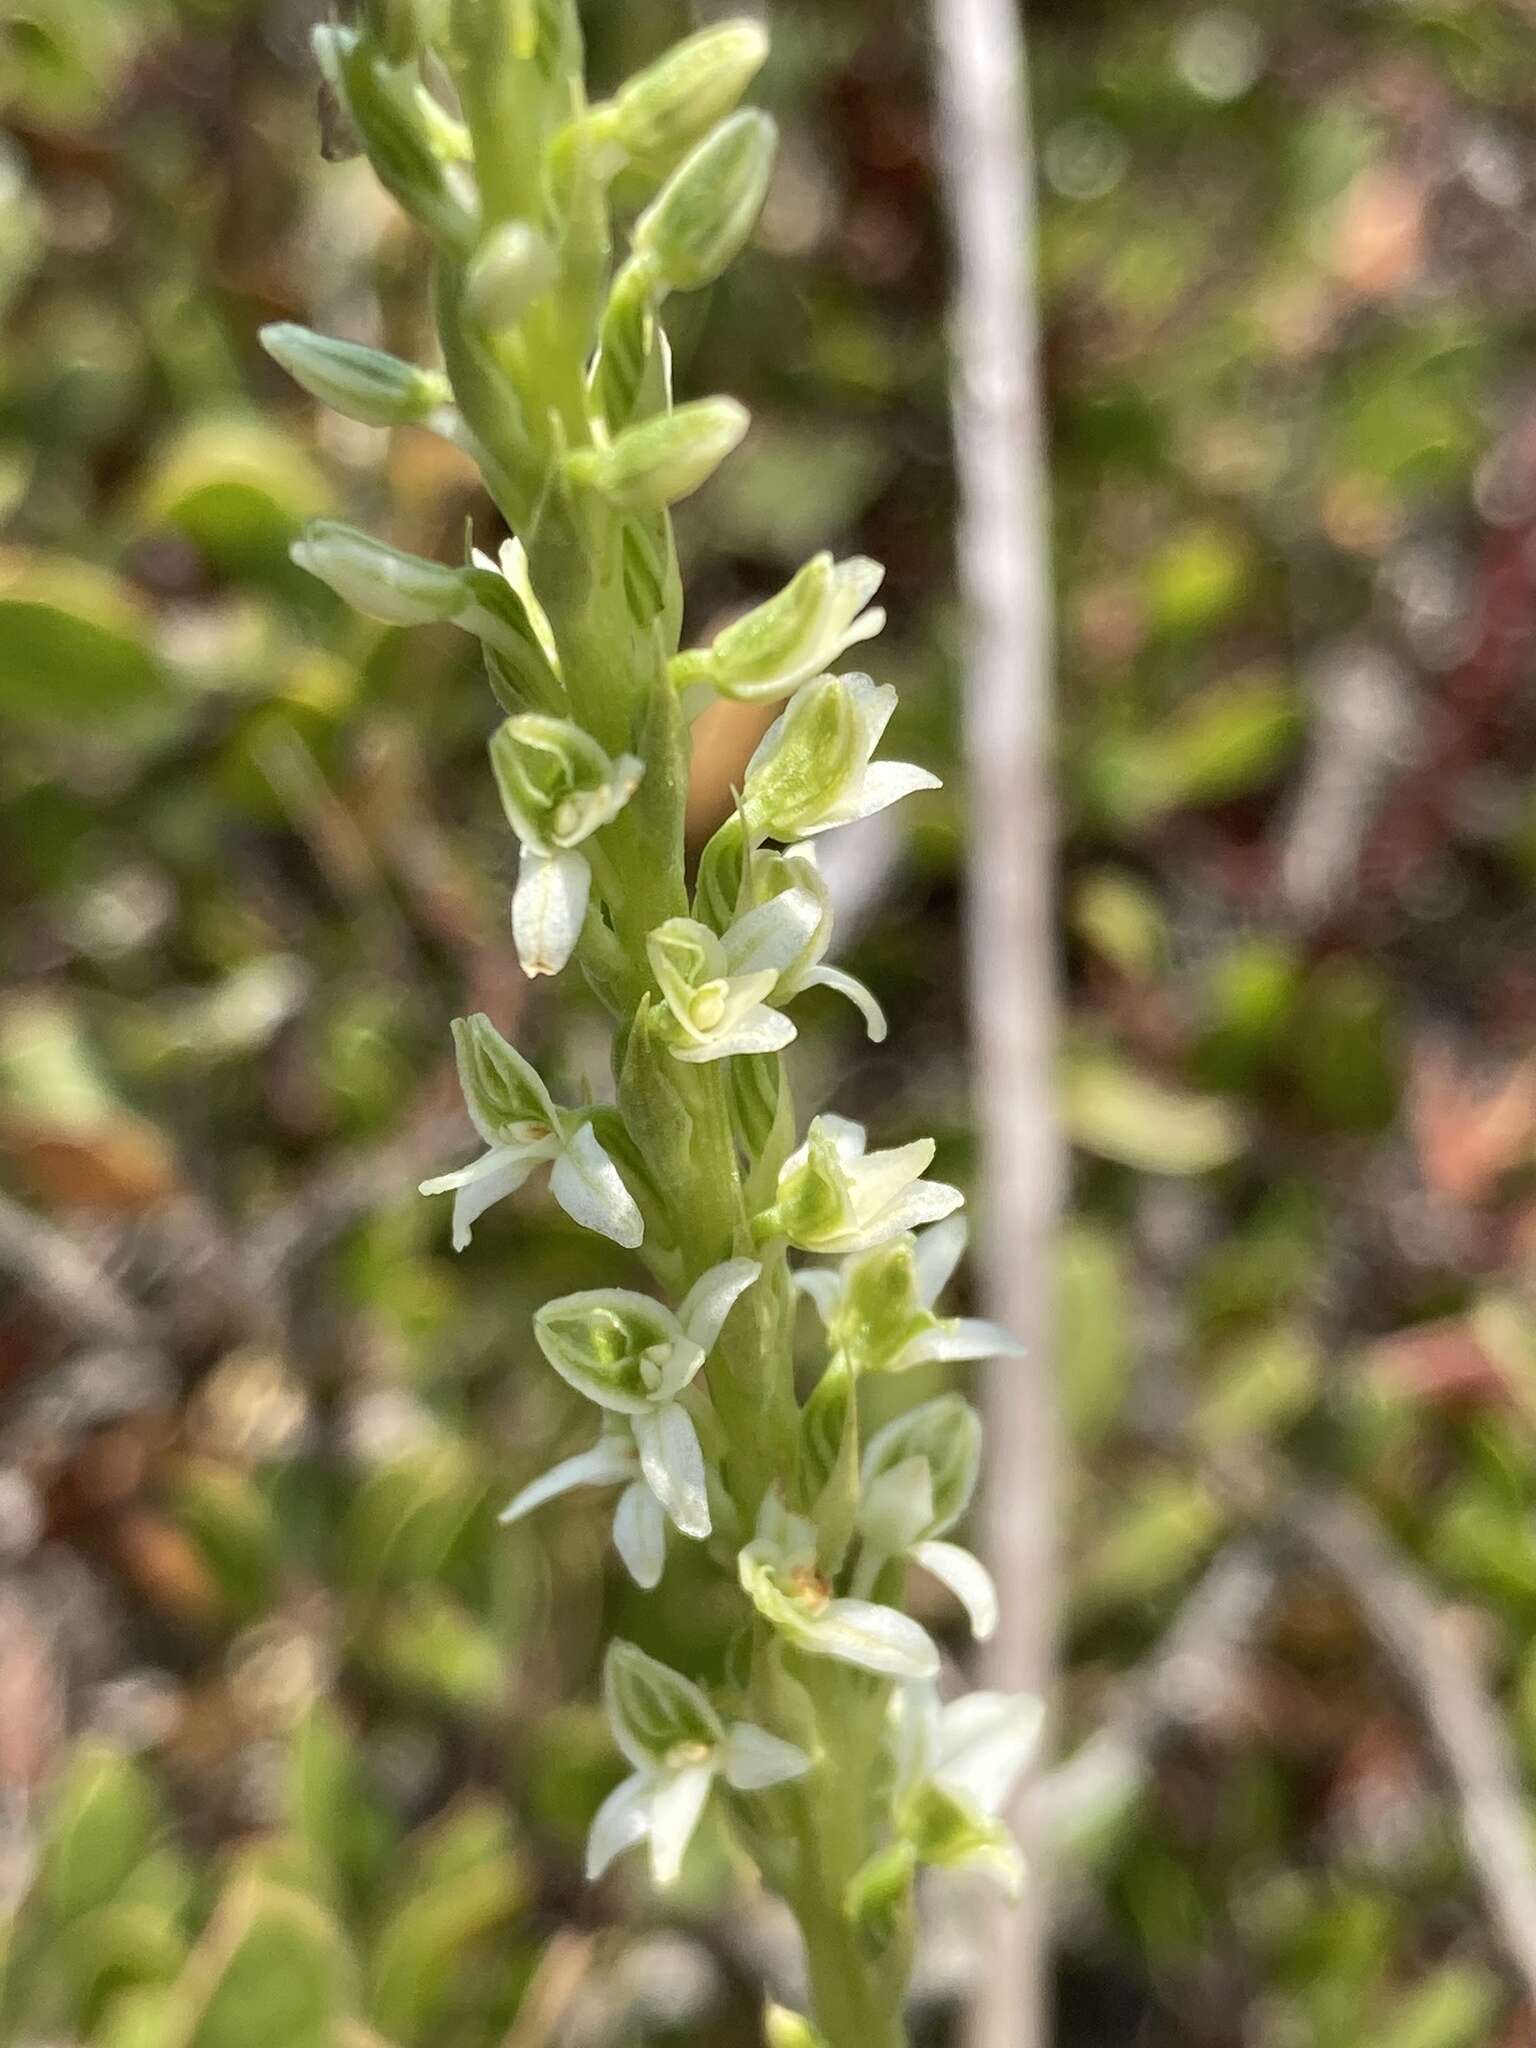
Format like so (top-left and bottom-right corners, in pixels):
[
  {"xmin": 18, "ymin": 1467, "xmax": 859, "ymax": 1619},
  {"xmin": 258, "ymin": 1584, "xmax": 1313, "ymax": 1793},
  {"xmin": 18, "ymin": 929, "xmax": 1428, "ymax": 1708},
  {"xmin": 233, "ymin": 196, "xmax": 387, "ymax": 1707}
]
[
  {"xmin": 1275, "ymin": 1486, "xmax": 1536, "ymax": 2008},
  {"xmin": 927, "ymin": 1, "xmax": 1062, "ymax": 2044}
]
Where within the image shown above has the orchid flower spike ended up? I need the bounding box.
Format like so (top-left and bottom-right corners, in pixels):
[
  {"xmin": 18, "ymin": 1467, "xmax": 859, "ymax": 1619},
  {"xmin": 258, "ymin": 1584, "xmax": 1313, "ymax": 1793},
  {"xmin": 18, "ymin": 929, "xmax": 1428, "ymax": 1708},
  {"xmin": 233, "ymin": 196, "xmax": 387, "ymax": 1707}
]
[
  {"xmin": 795, "ymin": 1217, "xmax": 1020, "ymax": 1375},
  {"xmin": 589, "ymin": 1640, "xmax": 812, "ymax": 1887},
  {"xmin": 531, "ymin": 1259, "xmax": 760, "ymax": 1543},
  {"xmin": 737, "ymin": 1495, "xmax": 939, "ymax": 1680},
  {"xmin": 753, "ymin": 1114, "xmax": 962, "ymax": 1255},
  {"xmin": 420, "ymin": 1014, "xmax": 643, "ymax": 1250}
]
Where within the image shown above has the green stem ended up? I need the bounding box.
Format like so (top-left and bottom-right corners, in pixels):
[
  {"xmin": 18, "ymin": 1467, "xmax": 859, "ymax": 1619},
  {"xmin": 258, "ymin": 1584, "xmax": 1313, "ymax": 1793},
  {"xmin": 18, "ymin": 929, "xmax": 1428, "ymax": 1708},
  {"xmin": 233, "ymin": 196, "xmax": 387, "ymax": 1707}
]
[{"xmin": 789, "ymin": 1667, "xmax": 913, "ymax": 2048}]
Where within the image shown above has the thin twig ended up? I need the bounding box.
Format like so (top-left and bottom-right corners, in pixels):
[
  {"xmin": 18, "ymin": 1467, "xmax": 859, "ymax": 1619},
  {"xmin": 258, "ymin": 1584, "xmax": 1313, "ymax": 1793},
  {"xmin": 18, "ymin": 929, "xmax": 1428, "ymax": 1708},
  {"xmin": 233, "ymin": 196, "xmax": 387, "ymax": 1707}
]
[
  {"xmin": 927, "ymin": 1, "xmax": 1062, "ymax": 2042},
  {"xmin": 0, "ymin": 1190, "xmax": 149, "ymax": 1351},
  {"xmin": 1273, "ymin": 1486, "xmax": 1536, "ymax": 2007}
]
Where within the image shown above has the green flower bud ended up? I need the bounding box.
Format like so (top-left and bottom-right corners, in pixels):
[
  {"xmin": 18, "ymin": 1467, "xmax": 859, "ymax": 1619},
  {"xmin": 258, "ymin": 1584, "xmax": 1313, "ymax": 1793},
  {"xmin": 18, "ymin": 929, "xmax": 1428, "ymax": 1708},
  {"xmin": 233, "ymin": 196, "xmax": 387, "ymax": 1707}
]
[
  {"xmin": 489, "ymin": 713, "xmax": 642, "ymax": 857},
  {"xmin": 465, "ymin": 221, "xmax": 558, "ymax": 332},
  {"xmin": 742, "ymin": 673, "xmax": 940, "ymax": 841},
  {"xmin": 291, "ymin": 519, "xmax": 467, "ymax": 625},
  {"xmin": 260, "ymin": 324, "xmax": 449, "ymax": 428},
  {"xmin": 842, "ymin": 1839, "xmax": 918, "ymax": 1951},
  {"xmin": 316, "ymin": 25, "xmax": 478, "ymax": 250},
  {"xmin": 608, "ymin": 19, "xmax": 769, "ymax": 168},
  {"xmin": 634, "ymin": 110, "xmax": 777, "ymax": 294},
  {"xmin": 765, "ymin": 2006, "xmax": 830, "ymax": 2048},
  {"xmin": 565, "ymin": 397, "xmax": 749, "ymax": 511}
]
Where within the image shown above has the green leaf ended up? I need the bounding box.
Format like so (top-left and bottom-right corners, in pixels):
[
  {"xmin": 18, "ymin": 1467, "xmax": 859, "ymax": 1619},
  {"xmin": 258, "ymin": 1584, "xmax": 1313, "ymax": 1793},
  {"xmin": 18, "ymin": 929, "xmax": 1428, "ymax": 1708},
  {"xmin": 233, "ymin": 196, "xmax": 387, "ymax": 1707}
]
[
  {"xmin": 367, "ymin": 1853, "xmax": 525, "ymax": 2043},
  {"xmin": 340, "ymin": 1445, "xmax": 486, "ymax": 1594},
  {"xmin": 167, "ymin": 1460, "xmax": 284, "ymax": 1625},
  {"xmin": 133, "ymin": 418, "xmax": 333, "ymax": 582},
  {"xmin": 177, "ymin": 1881, "xmax": 350, "ymax": 2048},
  {"xmin": 39, "ymin": 1743, "xmax": 163, "ymax": 1928},
  {"xmin": 1063, "ymin": 1049, "xmax": 1246, "ymax": 1174},
  {"xmin": 0, "ymin": 552, "xmax": 167, "ymax": 732},
  {"xmin": 1058, "ymin": 1223, "xmax": 1131, "ymax": 1448}
]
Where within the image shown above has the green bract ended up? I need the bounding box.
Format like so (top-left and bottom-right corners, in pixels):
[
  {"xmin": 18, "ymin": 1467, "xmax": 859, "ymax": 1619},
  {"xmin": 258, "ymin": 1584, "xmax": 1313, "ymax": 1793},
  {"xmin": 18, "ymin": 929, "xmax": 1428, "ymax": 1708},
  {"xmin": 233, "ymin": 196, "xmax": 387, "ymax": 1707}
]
[{"xmin": 294, "ymin": 10, "xmax": 1037, "ymax": 2035}]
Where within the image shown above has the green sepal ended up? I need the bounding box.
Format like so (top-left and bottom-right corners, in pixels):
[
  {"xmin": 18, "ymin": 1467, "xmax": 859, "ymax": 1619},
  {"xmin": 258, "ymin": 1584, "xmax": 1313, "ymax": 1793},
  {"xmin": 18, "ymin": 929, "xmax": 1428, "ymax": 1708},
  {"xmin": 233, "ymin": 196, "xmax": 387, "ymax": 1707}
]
[
  {"xmin": 798, "ymin": 1357, "xmax": 860, "ymax": 1574},
  {"xmin": 693, "ymin": 811, "xmax": 747, "ymax": 932},
  {"xmin": 841, "ymin": 1839, "xmax": 917, "ymax": 1957}
]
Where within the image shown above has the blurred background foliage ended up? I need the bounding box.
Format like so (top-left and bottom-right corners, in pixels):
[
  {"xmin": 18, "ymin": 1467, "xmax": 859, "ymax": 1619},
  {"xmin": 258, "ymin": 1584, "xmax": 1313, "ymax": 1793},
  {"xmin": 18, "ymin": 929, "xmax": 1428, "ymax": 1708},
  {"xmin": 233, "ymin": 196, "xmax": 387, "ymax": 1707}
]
[{"xmin": 5, "ymin": 1, "xmax": 1536, "ymax": 2043}]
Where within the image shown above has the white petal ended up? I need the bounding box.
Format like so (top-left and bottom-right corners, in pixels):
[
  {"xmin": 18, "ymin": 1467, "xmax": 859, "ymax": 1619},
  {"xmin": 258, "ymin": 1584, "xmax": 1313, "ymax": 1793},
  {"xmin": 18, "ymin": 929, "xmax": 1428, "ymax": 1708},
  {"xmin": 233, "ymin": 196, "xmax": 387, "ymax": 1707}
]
[
  {"xmin": 850, "ymin": 1136, "xmax": 936, "ymax": 1218},
  {"xmin": 586, "ymin": 1770, "xmax": 655, "ymax": 1880},
  {"xmin": 816, "ymin": 1113, "xmax": 869, "ymax": 1164},
  {"xmin": 613, "ymin": 1480, "xmax": 667, "ymax": 1589},
  {"xmin": 934, "ymin": 1692, "xmax": 1045, "ymax": 1818},
  {"xmin": 913, "ymin": 1216, "xmax": 968, "ymax": 1308},
  {"xmin": 904, "ymin": 1317, "xmax": 1023, "ymax": 1367},
  {"xmin": 863, "ymin": 1180, "xmax": 964, "ymax": 1245},
  {"xmin": 512, "ymin": 847, "xmax": 590, "ymax": 978},
  {"xmin": 803, "ymin": 1599, "xmax": 939, "ymax": 1680},
  {"xmin": 550, "ymin": 1123, "xmax": 645, "ymax": 1248},
  {"xmin": 723, "ymin": 888, "xmax": 825, "ymax": 979},
  {"xmin": 668, "ymin": 1005, "xmax": 796, "ymax": 1063},
  {"xmin": 720, "ymin": 1722, "xmax": 814, "ymax": 1792},
  {"xmin": 821, "ymin": 761, "xmax": 942, "ymax": 831},
  {"xmin": 499, "ymin": 1437, "xmax": 636, "ymax": 1524},
  {"xmin": 678, "ymin": 1257, "xmax": 761, "ymax": 1354},
  {"xmin": 802, "ymin": 963, "xmax": 887, "ymax": 1042},
  {"xmin": 633, "ymin": 1404, "xmax": 711, "ymax": 1539},
  {"xmin": 793, "ymin": 1267, "xmax": 841, "ymax": 1324},
  {"xmin": 419, "ymin": 1147, "xmax": 534, "ymax": 1252},
  {"xmin": 910, "ymin": 1540, "xmax": 999, "ymax": 1641},
  {"xmin": 646, "ymin": 1763, "xmax": 715, "ymax": 1887}
]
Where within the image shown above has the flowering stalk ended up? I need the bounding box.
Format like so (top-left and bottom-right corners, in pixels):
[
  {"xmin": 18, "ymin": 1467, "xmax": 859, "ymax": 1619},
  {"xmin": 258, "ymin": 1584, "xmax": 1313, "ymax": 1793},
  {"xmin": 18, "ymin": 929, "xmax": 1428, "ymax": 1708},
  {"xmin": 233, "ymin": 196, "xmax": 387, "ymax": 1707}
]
[{"xmin": 277, "ymin": 8, "xmax": 1037, "ymax": 2040}]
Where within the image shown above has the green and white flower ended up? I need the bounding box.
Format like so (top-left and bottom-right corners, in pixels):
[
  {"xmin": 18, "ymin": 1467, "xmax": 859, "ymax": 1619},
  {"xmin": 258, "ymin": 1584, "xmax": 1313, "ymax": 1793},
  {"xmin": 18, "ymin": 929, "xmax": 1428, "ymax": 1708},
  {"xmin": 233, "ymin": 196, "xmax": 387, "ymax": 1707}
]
[
  {"xmin": 739, "ymin": 845, "xmax": 886, "ymax": 1041},
  {"xmin": 737, "ymin": 1496, "xmax": 939, "ymax": 1680},
  {"xmin": 741, "ymin": 673, "xmax": 939, "ymax": 843},
  {"xmin": 852, "ymin": 1395, "xmax": 997, "ymax": 1640},
  {"xmin": 489, "ymin": 713, "xmax": 643, "ymax": 978},
  {"xmin": 795, "ymin": 1218, "xmax": 1019, "ymax": 1374},
  {"xmin": 753, "ymin": 1114, "xmax": 962, "ymax": 1255},
  {"xmin": 888, "ymin": 1683, "xmax": 1043, "ymax": 1898},
  {"xmin": 420, "ymin": 1013, "xmax": 643, "ymax": 1250},
  {"xmin": 533, "ymin": 1259, "xmax": 760, "ymax": 1540},
  {"xmin": 589, "ymin": 1640, "xmax": 811, "ymax": 1886},
  {"xmin": 646, "ymin": 908, "xmax": 809, "ymax": 1063},
  {"xmin": 677, "ymin": 553, "xmax": 886, "ymax": 706}
]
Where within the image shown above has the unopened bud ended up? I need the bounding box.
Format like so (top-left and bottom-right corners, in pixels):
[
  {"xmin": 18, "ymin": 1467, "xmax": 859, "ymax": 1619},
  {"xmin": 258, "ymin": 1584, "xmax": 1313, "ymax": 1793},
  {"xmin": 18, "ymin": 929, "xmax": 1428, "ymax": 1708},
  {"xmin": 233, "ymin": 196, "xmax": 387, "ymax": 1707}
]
[
  {"xmin": 634, "ymin": 110, "xmax": 777, "ymax": 293},
  {"xmin": 565, "ymin": 397, "xmax": 748, "ymax": 511},
  {"xmin": 465, "ymin": 222, "xmax": 558, "ymax": 332},
  {"xmin": 260, "ymin": 324, "xmax": 448, "ymax": 428},
  {"xmin": 609, "ymin": 19, "xmax": 769, "ymax": 168},
  {"xmin": 291, "ymin": 520, "xmax": 467, "ymax": 625}
]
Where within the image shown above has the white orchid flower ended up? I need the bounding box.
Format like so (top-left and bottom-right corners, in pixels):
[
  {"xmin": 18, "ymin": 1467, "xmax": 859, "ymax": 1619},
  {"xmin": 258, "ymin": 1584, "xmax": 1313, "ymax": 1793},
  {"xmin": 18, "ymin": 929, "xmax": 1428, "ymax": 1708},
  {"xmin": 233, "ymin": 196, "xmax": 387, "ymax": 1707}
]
[
  {"xmin": 740, "ymin": 843, "xmax": 886, "ymax": 1042},
  {"xmin": 795, "ymin": 1218, "xmax": 1020, "ymax": 1375},
  {"xmin": 646, "ymin": 911, "xmax": 805, "ymax": 1063},
  {"xmin": 489, "ymin": 714, "xmax": 643, "ymax": 978},
  {"xmin": 889, "ymin": 1683, "xmax": 1044, "ymax": 1898},
  {"xmin": 676, "ymin": 552, "xmax": 886, "ymax": 707},
  {"xmin": 498, "ymin": 1425, "xmax": 675, "ymax": 1588},
  {"xmin": 420, "ymin": 1013, "xmax": 643, "ymax": 1250},
  {"xmin": 737, "ymin": 1495, "xmax": 939, "ymax": 1681},
  {"xmin": 588, "ymin": 1640, "xmax": 812, "ymax": 1887},
  {"xmin": 851, "ymin": 1394, "xmax": 996, "ymax": 1640},
  {"xmin": 532, "ymin": 1259, "xmax": 759, "ymax": 1541},
  {"xmin": 753, "ymin": 1114, "xmax": 962, "ymax": 1256},
  {"xmin": 741, "ymin": 673, "xmax": 940, "ymax": 843}
]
